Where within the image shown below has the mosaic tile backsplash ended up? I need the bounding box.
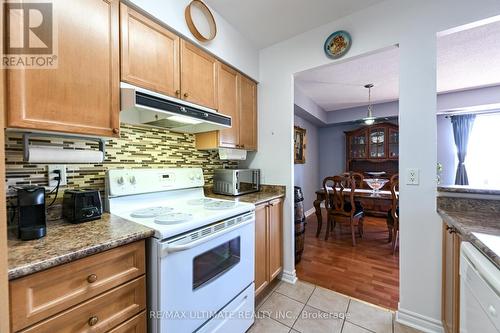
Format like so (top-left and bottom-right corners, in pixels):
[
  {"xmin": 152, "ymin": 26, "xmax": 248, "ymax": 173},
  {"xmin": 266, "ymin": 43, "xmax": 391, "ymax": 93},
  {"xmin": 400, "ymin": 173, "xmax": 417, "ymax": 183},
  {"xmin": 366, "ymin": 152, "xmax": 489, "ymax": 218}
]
[{"xmin": 5, "ymin": 123, "xmax": 237, "ymax": 200}]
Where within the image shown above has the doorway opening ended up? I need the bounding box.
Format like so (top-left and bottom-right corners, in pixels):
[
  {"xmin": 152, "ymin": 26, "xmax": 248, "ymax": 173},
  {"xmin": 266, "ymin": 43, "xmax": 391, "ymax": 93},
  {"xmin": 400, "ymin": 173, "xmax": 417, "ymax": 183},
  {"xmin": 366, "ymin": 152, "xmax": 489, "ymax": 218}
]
[{"xmin": 292, "ymin": 46, "xmax": 400, "ymax": 310}]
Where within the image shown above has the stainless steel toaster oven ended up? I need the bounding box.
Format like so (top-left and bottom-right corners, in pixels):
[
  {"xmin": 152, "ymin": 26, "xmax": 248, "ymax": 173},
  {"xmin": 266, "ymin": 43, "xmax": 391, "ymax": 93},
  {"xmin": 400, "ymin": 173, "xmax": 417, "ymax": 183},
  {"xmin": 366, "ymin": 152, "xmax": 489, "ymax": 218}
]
[{"xmin": 213, "ymin": 169, "xmax": 260, "ymax": 196}]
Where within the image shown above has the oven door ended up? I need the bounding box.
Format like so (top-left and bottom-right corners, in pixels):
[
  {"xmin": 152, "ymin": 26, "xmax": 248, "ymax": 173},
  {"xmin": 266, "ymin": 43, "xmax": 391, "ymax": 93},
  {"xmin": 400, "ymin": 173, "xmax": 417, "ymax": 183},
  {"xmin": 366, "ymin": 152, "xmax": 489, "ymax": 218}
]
[{"xmin": 154, "ymin": 213, "xmax": 255, "ymax": 333}]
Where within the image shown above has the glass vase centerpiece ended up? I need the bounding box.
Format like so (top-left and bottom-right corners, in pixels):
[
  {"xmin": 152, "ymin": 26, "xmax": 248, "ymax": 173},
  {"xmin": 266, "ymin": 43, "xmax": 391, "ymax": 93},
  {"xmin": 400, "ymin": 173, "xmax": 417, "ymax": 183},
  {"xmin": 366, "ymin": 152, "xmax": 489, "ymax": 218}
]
[{"xmin": 364, "ymin": 172, "xmax": 389, "ymax": 196}]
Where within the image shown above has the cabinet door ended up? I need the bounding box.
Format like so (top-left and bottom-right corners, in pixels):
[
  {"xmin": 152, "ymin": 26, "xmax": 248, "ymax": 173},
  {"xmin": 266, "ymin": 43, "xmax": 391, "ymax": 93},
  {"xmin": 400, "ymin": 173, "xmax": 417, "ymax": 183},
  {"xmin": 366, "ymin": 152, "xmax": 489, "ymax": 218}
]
[
  {"xmin": 268, "ymin": 199, "xmax": 283, "ymax": 280},
  {"xmin": 451, "ymin": 232, "xmax": 462, "ymax": 333},
  {"xmin": 442, "ymin": 224, "xmax": 462, "ymax": 333},
  {"xmin": 442, "ymin": 223, "xmax": 454, "ymax": 333},
  {"xmin": 388, "ymin": 128, "xmax": 399, "ymax": 159},
  {"xmin": 217, "ymin": 64, "xmax": 239, "ymax": 148},
  {"xmin": 255, "ymin": 204, "xmax": 269, "ymax": 296},
  {"xmin": 369, "ymin": 127, "xmax": 386, "ymax": 158},
  {"xmin": 239, "ymin": 75, "xmax": 258, "ymax": 151},
  {"xmin": 120, "ymin": 3, "xmax": 180, "ymax": 97},
  {"xmin": 180, "ymin": 40, "xmax": 218, "ymax": 109},
  {"xmin": 6, "ymin": 0, "xmax": 120, "ymax": 137}
]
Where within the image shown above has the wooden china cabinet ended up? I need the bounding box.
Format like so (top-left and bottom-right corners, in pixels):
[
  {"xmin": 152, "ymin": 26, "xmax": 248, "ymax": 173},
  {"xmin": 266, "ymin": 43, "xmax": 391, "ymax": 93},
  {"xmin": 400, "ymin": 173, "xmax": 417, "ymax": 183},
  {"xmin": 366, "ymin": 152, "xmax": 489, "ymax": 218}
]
[{"xmin": 345, "ymin": 123, "xmax": 399, "ymax": 180}]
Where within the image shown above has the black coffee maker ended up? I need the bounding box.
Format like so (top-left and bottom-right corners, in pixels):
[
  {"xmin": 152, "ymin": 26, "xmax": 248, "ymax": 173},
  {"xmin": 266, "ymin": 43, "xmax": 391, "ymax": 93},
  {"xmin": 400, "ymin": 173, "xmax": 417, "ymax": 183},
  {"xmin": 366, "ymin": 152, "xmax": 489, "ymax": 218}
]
[{"xmin": 17, "ymin": 186, "xmax": 47, "ymax": 240}]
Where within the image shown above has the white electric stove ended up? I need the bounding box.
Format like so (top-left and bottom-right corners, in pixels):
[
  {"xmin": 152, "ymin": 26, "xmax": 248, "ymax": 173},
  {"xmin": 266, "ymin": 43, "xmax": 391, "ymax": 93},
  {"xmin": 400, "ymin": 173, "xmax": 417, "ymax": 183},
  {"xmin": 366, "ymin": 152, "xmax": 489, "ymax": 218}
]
[{"xmin": 106, "ymin": 168, "xmax": 255, "ymax": 333}]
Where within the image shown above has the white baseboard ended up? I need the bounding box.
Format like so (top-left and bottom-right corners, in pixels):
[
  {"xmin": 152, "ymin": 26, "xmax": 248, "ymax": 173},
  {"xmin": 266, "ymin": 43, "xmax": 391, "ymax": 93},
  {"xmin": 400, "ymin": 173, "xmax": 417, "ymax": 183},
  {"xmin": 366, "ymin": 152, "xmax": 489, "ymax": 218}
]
[
  {"xmin": 305, "ymin": 207, "xmax": 316, "ymax": 218},
  {"xmin": 280, "ymin": 269, "xmax": 298, "ymax": 284},
  {"xmin": 396, "ymin": 307, "xmax": 444, "ymax": 333}
]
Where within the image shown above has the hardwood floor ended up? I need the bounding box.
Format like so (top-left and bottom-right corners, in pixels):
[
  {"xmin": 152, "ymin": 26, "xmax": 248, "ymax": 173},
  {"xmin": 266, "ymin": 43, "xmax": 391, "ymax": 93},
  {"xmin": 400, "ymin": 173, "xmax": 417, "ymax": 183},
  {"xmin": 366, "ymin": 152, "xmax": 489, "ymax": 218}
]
[{"xmin": 296, "ymin": 209, "xmax": 399, "ymax": 310}]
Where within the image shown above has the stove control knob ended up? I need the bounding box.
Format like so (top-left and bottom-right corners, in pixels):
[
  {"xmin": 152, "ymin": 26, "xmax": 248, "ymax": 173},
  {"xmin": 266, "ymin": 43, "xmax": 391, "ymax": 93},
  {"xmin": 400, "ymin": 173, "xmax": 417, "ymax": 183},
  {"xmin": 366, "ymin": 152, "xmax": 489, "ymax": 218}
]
[
  {"xmin": 129, "ymin": 176, "xmax": 136, "ymax": 185},
  {"xmin": 116, "ymin": 176, "xmax": 125, "ymax": 185}
]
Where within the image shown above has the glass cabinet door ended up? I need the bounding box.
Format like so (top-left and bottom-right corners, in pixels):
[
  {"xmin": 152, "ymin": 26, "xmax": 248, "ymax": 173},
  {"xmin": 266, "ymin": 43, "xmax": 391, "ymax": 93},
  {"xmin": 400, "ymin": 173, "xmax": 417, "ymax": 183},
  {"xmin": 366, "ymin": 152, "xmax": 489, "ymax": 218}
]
[
  {"xmin": 369, "ymin": 128, "xmax": 386, "ymax": 158},
  {"xmin": 350, "ymin": 133, "xmax": 367, "ymax": 158},
  {"xmin": 389, "ymin": 129, "xmax": 399, "ymax": 158}
]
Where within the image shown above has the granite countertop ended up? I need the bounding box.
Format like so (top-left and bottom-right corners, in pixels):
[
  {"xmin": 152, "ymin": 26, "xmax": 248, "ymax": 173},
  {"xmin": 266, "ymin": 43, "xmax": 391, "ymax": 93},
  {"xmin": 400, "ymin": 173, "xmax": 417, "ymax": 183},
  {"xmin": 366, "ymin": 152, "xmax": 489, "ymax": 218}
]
[
  {"xmin": 438, "ymin": 185, "xmax": 500, "ymax": 196},
  {"xmin": 8, "ymin": 213, "xmax": 154, "ymax": 280},
  {"xmin": 438, "ymin": 196, "xmax": 500, "ymax": 269},
  {"xmin": 205, "ymin": 184, "xmax": 285, "ymax": 205}
]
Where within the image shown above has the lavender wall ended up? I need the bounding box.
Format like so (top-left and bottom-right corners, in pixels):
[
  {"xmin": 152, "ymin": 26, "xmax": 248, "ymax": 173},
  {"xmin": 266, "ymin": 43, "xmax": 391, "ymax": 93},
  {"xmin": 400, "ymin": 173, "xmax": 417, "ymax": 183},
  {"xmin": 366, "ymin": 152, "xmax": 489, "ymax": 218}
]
[
  {"xmin": 293, "ymin": 115, "xmax": 320, "ymax": 213},
  {"xmin": 318, "ymin": 123, "xmax": 359, "ymax": 183},
  {"xmin": 437, "ymin": 115, "xmax": 457, "ymax": 185}
]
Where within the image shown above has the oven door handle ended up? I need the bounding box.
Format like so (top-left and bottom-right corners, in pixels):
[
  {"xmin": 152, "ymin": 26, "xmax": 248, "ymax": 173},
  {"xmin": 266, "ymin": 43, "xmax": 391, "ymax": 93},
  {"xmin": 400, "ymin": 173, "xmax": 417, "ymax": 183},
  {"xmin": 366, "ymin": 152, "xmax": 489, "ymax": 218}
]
[{"xmin": 160, "ymin": 219, "xmax": 253, "ymax": 256}]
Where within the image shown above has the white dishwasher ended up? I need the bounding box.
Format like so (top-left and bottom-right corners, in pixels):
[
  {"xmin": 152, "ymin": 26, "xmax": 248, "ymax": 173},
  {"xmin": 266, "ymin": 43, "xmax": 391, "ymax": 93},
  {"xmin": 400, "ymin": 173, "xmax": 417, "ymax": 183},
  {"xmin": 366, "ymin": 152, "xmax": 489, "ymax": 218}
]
[{"xmin": 460, "ymin": 241, "xmax": 500, "ymax": 333}]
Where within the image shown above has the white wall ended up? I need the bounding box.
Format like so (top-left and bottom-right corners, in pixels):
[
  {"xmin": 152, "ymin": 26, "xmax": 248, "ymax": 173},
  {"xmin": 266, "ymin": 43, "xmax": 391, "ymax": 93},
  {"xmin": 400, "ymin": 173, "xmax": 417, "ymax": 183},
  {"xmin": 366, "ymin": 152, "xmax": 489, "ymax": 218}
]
[
  {"xmin": 128, "ymin": 0, "xmax": 259, "ymax": 80},
  {"xmin": 293, "ymin": 115, "xmax": 319, "ymax": 213},
  {"xmin": 246, "ymin": 1, "xmax": 500, "ymax": 332}
]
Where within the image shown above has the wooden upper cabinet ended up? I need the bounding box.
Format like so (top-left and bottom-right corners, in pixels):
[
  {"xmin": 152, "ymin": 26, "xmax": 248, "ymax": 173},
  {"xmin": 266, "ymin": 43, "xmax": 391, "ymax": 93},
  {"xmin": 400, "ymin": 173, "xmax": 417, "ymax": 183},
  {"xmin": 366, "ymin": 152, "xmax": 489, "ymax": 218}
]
[
  {"xmin": 217, "ymin": 64, "xmax": 240, "ymax": 147},
  {"xmin": 120, "ymin": 3, "xmax": 180, "ymax": 98},
  {"xmin": 195, "ymin": 73, "xmax": 258, "ymax": 151},
  {"xmin": 6, "ymin": 0, "xmax": 120, "ymax": 137},
  {"xmin": 239, "ymin": 75, "xmax": 258, "ymax": 150},
  {"xmin": 180, "ymin": 40, "xmax": 218, "ymax": 110}
]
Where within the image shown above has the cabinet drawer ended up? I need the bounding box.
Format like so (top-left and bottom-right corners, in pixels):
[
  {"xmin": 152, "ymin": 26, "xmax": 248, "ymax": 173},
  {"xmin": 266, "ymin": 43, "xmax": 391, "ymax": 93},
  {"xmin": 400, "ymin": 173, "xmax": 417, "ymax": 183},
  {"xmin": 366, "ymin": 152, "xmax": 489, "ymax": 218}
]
[
  {"xmin": 11, "ymin": 241, "xmax": 145, "ymax": 332},
  {"xmin": 20, "ymin": 276, "xmax": 146, "ymax": 333},
  {"xmin": 108, "ymin": 311, "xmax": 146, "ymax": 333}
]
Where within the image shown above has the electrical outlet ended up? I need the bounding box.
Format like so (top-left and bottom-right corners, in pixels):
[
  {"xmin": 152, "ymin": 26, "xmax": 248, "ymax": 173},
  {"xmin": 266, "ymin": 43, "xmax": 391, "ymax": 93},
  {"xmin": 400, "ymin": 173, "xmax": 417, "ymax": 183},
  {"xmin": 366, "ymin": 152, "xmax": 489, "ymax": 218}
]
[
  {"xmin": 406, "ymin": 168, "xmax": 419, "ymax": 185},
  {"xmin": 48, "ymin": 165, "xmax": 67, "ymax": 187}
]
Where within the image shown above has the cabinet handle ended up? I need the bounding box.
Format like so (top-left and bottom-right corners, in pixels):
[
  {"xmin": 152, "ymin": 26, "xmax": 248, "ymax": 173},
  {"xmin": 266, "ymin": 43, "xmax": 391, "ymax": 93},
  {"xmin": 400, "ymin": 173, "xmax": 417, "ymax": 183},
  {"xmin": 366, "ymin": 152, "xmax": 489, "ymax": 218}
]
[
  {"xmin": 87, "ymin": 274, "xmax": 97, "ymax": 283},
  {"xmin": 175, "ymin": 90, "xmax": 180, "ymax": 96},
  {"xmin": 112, "ymin": 128, "xmax": 119, "ymax": 134},
  {"xmin": 184, "ymin": 92, "xmax": 189, "ymax": 98},
  {"xmin": 88, "ymin": 316, "xmax": 99, "ymax": 326}
]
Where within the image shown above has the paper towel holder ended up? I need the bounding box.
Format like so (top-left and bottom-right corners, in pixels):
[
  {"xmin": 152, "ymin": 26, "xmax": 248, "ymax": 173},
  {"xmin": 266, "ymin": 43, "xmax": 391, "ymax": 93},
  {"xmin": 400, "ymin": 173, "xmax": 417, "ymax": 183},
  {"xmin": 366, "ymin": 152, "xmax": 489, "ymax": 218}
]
[{"xmin": 22, "ymin": 133, "xmax": 106, "ymax": 162}]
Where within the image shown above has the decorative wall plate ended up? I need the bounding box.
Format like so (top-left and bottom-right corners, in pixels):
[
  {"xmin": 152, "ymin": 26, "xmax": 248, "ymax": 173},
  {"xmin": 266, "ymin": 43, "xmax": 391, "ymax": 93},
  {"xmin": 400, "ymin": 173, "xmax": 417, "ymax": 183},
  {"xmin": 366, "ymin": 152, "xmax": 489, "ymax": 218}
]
[
  {"xmin": 324, "ymin": 30, "xmax": 351, "ymax": 59},
  {"xmin": 185, "ymin": 0, "xmax": 217, "ymax": 42}
]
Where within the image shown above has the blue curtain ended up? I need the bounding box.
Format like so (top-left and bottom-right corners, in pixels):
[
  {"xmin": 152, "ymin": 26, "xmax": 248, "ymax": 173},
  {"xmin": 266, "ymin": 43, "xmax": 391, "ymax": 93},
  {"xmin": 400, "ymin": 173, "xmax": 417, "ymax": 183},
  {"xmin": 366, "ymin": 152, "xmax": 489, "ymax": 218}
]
[{"xmin": 451, "ymin": 114, "xmax": 476, "ymax": 185}]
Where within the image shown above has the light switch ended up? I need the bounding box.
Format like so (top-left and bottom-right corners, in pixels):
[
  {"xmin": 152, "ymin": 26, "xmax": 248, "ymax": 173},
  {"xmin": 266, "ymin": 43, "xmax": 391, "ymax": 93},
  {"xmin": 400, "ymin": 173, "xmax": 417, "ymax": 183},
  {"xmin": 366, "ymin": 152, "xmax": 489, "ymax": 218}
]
[{"xmin": 406, "ymin": 168, "xmax": 419, "ymax": 185}]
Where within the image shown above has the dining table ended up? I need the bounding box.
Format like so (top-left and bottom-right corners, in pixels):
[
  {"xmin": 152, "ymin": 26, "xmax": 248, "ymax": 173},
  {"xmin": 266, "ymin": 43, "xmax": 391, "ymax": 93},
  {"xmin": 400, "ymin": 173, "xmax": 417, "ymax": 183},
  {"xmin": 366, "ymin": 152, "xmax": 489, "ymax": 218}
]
[{"xmin": 313, "ymin": 188, "xmax": 394, "ymax": 237}]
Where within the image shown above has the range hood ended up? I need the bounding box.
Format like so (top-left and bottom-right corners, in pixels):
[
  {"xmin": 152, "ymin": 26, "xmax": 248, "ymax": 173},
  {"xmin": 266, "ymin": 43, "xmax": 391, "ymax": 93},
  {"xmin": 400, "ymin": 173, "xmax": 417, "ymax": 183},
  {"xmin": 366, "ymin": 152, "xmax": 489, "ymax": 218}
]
[{"xmin": 120, "ymin": 83, "xmax": 231, "ymax": 133}]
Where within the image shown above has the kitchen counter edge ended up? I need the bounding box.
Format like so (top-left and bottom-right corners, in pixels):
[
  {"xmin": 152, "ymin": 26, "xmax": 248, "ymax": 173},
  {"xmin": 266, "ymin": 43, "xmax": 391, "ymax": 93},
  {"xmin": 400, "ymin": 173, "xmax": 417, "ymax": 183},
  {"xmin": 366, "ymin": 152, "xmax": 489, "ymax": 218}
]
[{"xmin": 8, "ymin": 213, "xmax": 154, "ymax": 280}]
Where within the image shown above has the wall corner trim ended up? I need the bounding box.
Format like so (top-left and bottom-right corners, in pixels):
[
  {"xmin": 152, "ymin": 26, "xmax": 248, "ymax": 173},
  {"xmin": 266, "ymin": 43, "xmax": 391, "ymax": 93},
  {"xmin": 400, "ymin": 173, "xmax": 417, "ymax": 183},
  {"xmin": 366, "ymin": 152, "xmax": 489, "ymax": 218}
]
[
  {"xmin": 280, "ymin": 269, "xmax": 298, "ymax": 284},
  {"xmin": 396, "ymin": 307, "xmax": 444, "ymax": 333}
]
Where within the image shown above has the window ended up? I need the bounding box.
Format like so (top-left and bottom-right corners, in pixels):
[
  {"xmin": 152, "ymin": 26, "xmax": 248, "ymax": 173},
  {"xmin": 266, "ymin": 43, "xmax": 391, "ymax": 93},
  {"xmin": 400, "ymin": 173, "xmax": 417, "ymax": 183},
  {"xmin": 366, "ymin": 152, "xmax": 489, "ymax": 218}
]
[{"xmin": 466, "ymin": 113, "xmax": 500, "ymax": 187}]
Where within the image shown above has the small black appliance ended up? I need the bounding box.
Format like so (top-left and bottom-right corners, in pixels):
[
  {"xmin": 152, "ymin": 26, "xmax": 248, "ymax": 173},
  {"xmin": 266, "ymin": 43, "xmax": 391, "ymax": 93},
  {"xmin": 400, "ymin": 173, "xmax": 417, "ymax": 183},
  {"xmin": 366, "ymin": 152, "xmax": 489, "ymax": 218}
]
[
  {"xmin": 62, "ymin": 189, "xmax": 102, "ymax": 224},
  {"xmin": 17, "ymin": 186, "xmax": 47, "ymax": 240}
]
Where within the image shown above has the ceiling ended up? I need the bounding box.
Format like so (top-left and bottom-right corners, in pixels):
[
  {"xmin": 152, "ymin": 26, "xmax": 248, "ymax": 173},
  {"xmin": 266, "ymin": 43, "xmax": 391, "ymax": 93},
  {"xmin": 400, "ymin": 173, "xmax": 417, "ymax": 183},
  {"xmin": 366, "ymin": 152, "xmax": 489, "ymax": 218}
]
[
  {"xmin": 205, "ymin": 0, "xmax": 386, "ymax": 48},
  {"xmin": 294, "ymin": 20, "xmax": 500, "ymax": 111}
]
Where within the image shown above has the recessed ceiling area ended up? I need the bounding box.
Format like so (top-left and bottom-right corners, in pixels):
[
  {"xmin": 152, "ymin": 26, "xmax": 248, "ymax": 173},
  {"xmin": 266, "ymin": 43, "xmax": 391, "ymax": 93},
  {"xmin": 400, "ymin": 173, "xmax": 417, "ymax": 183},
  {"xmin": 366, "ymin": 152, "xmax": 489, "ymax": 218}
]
[
  {"xmin": 205, "ymin": 0, "xmax": 386, "ymax": 48},
  {"xmin": 294, "ymin": 19, "xmax": 500, "ymax": 112}
]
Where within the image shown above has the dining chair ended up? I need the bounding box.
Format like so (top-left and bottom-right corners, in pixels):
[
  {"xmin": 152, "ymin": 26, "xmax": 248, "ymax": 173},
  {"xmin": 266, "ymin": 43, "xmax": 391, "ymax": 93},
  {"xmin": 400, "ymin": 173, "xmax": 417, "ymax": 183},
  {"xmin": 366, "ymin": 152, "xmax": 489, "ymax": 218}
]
[
  {"xmin": 342, "ymin": 171, "xmax": 364, "ymax": 189},
  {"xmin": 386, "ymin": 174, "xmax": 399, "ymax": 254},
  {"xmin": 322, "ymin": 175, "xmax": 364, "ymax": 246}
]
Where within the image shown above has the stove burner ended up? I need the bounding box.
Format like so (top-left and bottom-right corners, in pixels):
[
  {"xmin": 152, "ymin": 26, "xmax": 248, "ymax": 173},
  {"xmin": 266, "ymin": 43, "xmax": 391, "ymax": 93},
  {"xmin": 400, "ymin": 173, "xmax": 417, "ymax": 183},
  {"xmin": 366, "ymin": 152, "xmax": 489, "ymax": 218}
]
[
  {"xmin": 187, "ymin": 198, "xmax": 215, "ymax": 206},
  {"xmin": 130, "ymin": 206, "xmax": 174, "ymax": 218},
  {"xmin": 204, "ymin": 200, "xmax": 236, "ymax": 210},
  {"xmin": 154, "ymin": 212, "xmax": 193, "ymax": 225}
]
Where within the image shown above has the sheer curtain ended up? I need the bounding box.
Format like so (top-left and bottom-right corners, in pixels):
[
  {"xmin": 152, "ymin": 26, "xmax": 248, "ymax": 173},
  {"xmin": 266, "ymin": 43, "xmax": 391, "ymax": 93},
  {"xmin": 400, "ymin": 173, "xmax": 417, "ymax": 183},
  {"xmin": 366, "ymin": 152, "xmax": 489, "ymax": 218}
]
[{"xmin": 466, "ymin": 113, "xmax": 500, "ymax": 187}]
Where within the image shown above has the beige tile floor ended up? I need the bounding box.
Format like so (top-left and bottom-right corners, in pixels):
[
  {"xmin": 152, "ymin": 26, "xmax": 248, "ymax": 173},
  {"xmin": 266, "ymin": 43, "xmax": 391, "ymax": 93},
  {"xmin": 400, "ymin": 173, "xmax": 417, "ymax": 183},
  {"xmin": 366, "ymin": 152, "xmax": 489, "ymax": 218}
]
[{"xmin": 248, "ymin": 280, "xmax": 423, "ymax": 333}]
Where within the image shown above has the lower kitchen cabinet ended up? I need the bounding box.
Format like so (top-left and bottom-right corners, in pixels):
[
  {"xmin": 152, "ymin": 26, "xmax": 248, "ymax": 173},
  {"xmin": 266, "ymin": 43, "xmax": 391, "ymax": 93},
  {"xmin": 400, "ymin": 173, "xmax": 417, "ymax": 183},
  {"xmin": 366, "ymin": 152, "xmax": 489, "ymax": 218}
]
[
  {"xmin": 442, "ymin": 222, "xmax": 462, "ymax": 333},
  {"xmin": 9, "ymin": 240, "xmax": 146, "ymax": 332},
  {"xmin": 255, "ymin": 198, "xmax": 283, "ymax": 297}
]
